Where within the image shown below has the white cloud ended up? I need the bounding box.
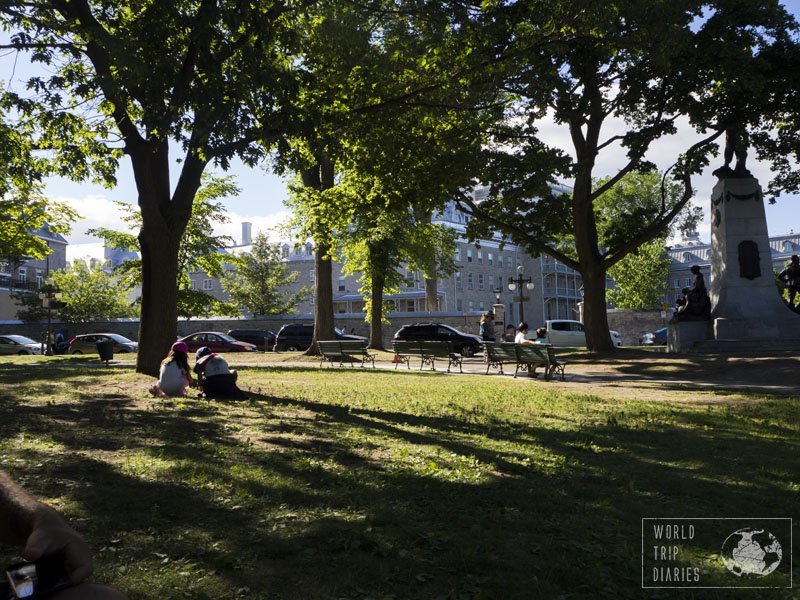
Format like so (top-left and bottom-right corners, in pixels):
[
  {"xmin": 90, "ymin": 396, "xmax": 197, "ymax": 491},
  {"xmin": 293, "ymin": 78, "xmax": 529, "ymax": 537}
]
[
  {"xmin": 66, "ymin": 242, "xmax": 106, "ymax": 263},
  {"xmin": 54, "ymin": 194, "xmax": 136, "ymax": 244}
]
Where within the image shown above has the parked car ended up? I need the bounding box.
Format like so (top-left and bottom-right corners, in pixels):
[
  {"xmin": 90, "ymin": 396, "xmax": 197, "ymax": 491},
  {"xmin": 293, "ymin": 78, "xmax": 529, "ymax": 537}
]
[
  {"xmin": 640, "ymin": 327, "xmax": 668, "ymax": 346},
  {"xmin": 227, "ymin": 329, "xmax": 277, "ymax": 351},
  {"xmin": 273, "ymin": 324, "xmax": 367, "ymax": 352},
  {"xmin": 68, "ymin": 333, "xmax": 139, "ymax": 354},
  {"xmin": 0, "ymin": 334, "xmax": 43, "ymax": 355},
  {"xmin": 545, "ymin": 320, "xmax": 623, "ymax": 347},
  {"xmin": 393, "ymin": 323, "xmax": 483, "ymax": 357},
  {"xmin": 178, "ymin": 331, "xmax": 257, "ymax": 353}
]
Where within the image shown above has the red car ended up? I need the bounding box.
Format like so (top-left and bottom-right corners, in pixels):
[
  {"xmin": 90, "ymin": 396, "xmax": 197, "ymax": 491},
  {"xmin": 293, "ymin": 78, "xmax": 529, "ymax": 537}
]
[{"xmin": 178, "ymin": 331, "xmax": 257, "ymax": 353}]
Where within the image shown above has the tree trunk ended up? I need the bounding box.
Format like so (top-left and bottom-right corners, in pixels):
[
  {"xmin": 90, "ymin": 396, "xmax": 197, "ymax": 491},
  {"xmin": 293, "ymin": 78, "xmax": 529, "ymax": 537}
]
[
  {"xmin": 368, "ymin": 270, "xmax": 385, "ymax": 350},
  {"xmin": 136, "ymin": 228, "xmax": 181, "ymax": 375},
  {"xmin": 303, "ymin": 155, "xmax": 336, "ymax": 356},
  {"xmin": 424, "ymin": 278, "xmax": 438, "ymax": 311},
  {"xmin": 572, "ymin": 179, "xmax": 614, "ymax": 352},
  {"xmin": 309, "ymin": 241, "xmax": 335, "ymax": 355},
  {"xmin": 130, "ymin": 140, "xmax": 202, "ymax": 375},
  {"xmin": 580, "ymin": 258, "xmax": 613, "ymax": 352}
]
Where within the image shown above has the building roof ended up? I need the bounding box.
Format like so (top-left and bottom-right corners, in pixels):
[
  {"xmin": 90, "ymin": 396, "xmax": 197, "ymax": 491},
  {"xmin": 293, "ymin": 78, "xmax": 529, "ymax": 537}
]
[{"xmin": 33, "ymin": 223, "xmax": 68, "ymax": 245}]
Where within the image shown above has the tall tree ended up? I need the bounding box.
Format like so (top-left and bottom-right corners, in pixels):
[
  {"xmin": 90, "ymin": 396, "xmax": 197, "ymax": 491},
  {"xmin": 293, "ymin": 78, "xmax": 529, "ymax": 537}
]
[
  {"xmin": 223, "ymin": 233, "xmax": 309, "ymax": 316},
  {"xmin": 1, "ymin": 1, "xmax": 300, "ymax": 374},
  {"xmin": 607, "ymin": 240, "xmax": 671, "ymax": 310},
  {"xmin": 461, "ymin": 0, "xmax": 798, "ymax": 351},
  {"xmin": 50, "ymin": 259, "xmax": 137, "ymax": 323}
]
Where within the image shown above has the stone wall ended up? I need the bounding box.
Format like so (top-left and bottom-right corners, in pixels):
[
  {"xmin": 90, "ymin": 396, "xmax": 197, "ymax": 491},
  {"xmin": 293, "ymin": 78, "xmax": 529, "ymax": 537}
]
[
  {"xmin": 606, "ymin": 308, "xmax": 671, "ymax": 345},
  {"xmin": 0, "ymin": 313, "xmax": 487, "ymax": 349}
]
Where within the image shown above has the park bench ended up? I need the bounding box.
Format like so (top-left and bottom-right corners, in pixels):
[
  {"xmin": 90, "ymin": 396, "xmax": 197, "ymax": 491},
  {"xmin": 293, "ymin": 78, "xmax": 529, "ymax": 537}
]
[
  {"xmin": 317, "ymin": 340, "xmax": 376, "ymax": 368},
  {"xmin": 485, "ymin": 342, "xmax": 566, "ymax": 381},
  {"xmin": 484, "ymin": 342, "xmax": 519, "ymax": 375},
  {"xmin": 392, "ymin": 340, "xmax": 464, "ymax": 373}
]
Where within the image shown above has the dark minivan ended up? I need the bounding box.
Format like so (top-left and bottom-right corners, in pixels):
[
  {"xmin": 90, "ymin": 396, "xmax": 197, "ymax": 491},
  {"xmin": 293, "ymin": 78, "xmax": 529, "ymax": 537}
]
[
  {"xmin": 393, "ymin": 323, "xmax": 483, "ymax": 357},
  {"xmin": 227, "ymin": 329, "xmax": 277, "ymax": 351},
  {"xmin": 273, "ymin": 324, "xmax": 366, "ymax": 352}
]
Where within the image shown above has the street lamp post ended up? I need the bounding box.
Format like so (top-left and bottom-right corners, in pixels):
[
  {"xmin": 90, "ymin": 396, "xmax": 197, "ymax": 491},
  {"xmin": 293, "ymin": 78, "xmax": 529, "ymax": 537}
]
[
  {"xmin": 508, "ymin": 265, "xmax": 534, "ymax": 324},
  {"xmin": 38, "ymin": 284, "xmax": 63, "ymax": 356}
]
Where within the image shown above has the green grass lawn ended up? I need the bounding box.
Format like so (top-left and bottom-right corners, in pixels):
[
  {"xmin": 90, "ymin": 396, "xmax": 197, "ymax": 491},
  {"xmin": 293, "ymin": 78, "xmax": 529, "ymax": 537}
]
[{"xmin": 0, "ymin": 355, "xmax": 797, "ymax": 599}]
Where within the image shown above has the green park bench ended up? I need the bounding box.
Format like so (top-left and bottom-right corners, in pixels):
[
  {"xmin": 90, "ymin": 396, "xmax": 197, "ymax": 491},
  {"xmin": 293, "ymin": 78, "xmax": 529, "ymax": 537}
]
[
  {"xmin": 485, "ymin": 342, "xmax": 566, "ymax": 381},
  {"xmin": 484, "ymin": 342, "xmax": 519, "ymax": 375},
  {"xmin": 392, "ymin": 340, "xmax": 464, "ymax": 373},
  {"xmin": 317, "ymin": 340, "xmax": 376, "ymax": 368}
]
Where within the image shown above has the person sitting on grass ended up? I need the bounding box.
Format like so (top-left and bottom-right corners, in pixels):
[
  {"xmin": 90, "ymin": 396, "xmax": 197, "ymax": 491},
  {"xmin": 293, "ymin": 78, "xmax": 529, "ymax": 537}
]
[
  {"xmin": 0, "ymin": 469, "xmax": 127, "ymax": 600},
  {"xmin": 149, "ymin": 341, "xmax": 192, "ymax": 397},
  {"xmin": 193, "ymin": 347, "xmax": 248, "ymax": 400},
  {"xmin": 514, "ymin": 322, "xmax": 535, "ymax": 344}
]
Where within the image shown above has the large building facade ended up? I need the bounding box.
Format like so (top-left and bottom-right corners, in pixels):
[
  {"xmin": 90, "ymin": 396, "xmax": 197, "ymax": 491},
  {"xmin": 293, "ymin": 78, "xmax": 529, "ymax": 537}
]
[{"xmin": 0, "ymin": 225, "xmax": 68, "ymax": 319}]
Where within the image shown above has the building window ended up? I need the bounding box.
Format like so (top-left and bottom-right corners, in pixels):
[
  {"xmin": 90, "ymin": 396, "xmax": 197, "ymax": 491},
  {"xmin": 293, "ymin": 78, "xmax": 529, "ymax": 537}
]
[
  {"xmin": 469, "ymin": 300, "xmax": 474, "ymax": 311},
  {"xmin": 17, "ymin": 268, "xmax": 26, "ymax": 283},
  {"xmin": 506, "ymin": 256, "xmax": 512, "ymax": 269},
  {"xmin": 309, "ymin": 269, "xmax": 315, "ymax": 282},
  {"xmin": 203, "ymin": 279, "xmax": 213, "ymax": 290},
  {"xmin": 467, "ymin": 273, "xmax": 474, "ymax": 290},
  {"xmin": 457, "ymin": 299, "xmax": 463, "ymax": 312},
  {"xmin": 478, "ymin": 274, "xmax": 484, "ymax": 290},
  {"xmin": 488, "ymin": 252, "xmax": 493, "ymax": 266},
  {"xmin": 190, "ymin": 280, "xmax": 197, "ymax": 290},
  {"xmin": 674, "ymin": 279, "xmax": 680, "ymax": 288},
  {"xmin": 477, "ymin": 251, "xmax": 483, "ymax": 264},
  {"xmin": 685, "ymin": 278, "xmax": 692, "ymax": 287},
  {"xmin": 338, "ymin": 278, "xmax": 346, "ymax": 292},
  {"xmin": 455, "ymin": 271, "xmax": 462, "ymax": 290},
  {"xmin": 455, "ymin": 247, "xmax": 461, "ymax": 261},
  {"xmin": 479, "ymin": 301, "xmax": 485, "ymax": 311},
  {"xmin": 416, "ymin": 272, "xmax": 424, "ymax": 289},
  {"xmin": 467, "ymin": 250, "xmax": 473, "ymax": 263},
  {"xmin": 36, "ymin": 270, "xmax": 43, "ymax": 288}
]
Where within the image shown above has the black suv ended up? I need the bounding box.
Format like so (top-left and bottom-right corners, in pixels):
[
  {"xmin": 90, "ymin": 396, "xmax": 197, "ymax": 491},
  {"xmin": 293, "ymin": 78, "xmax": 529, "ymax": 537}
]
[
  {"xmin": 393, "ymin": 323, "xmax": 483, "ymax": 357},
  {"xmin": 227, "ymin": 329, "xmax": 277, "ymax": 351},
  {"xmin": 273, "ymin": 324, "xmax": 367, "ymax": 352}
]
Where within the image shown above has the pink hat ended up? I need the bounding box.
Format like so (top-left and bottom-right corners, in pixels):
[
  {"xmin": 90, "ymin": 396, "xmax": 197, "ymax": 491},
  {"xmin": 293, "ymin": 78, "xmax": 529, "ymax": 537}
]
[{"xmin": 171, "ymin": 341, "xmax": 189, "ymax": 353}]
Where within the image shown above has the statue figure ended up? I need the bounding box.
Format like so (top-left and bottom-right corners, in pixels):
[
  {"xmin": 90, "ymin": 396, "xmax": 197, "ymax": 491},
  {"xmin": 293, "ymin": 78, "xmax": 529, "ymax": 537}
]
[
  {"xmin": 671, "ymin": 266, "xmax": 711, "ymax": 322},
  {"xmin": 713, "ymin": 126, "xmax": 751, "ymax": 178},
  {"xmin": 778, "ymin": 254, "xmax": 800, "ymax": 309}
]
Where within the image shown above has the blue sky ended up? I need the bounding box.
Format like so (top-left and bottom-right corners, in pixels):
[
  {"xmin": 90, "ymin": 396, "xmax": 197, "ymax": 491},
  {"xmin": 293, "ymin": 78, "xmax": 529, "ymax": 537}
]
[{"xmin": 3, "ymin": 2, "xmax": 800, "ymax": 258}]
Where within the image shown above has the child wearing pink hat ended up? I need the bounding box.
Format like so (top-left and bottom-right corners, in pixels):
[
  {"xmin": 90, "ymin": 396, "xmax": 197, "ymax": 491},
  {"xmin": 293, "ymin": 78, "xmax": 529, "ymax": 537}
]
[{"xmin": 149, "ymin": 341, "xmax": 193, "ymax": 397}]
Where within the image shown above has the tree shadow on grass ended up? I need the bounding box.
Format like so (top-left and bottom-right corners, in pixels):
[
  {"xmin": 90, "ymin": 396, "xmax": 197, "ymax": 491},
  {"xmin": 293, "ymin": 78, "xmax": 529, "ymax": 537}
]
[{"xmin": 0, "ymin": 380, "xmax": 797, "ymax": 598}]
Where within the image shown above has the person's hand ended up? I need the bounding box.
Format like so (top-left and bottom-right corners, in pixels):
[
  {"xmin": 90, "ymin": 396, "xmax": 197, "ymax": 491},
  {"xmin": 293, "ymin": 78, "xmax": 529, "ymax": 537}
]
[{"xmin": 22, "ymin": 504, "xmax": 93, "ymax": 584}]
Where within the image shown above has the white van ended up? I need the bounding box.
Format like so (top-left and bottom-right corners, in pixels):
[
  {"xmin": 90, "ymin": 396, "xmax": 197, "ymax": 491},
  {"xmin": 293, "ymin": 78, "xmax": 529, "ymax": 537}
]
[{"xmin": 545, "ymin": 320, "xmax": 623, "ymax": 347}]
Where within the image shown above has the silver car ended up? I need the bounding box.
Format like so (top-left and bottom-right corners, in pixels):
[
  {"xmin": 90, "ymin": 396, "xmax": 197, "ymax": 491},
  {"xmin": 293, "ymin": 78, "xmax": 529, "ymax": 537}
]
[
  {"xmin": 68, "ymin": 333, "xmax": 139, "ymax": 354},
  {"xmin": 0, "ymin": 335, "xmax": 43, "ymax": 355}
]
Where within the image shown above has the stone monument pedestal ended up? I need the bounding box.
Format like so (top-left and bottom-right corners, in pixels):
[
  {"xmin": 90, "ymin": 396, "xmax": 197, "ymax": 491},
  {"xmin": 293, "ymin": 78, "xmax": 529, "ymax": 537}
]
[{"xmin": 669, "ymin": 176, "xmax": 800, "ymax": 351}]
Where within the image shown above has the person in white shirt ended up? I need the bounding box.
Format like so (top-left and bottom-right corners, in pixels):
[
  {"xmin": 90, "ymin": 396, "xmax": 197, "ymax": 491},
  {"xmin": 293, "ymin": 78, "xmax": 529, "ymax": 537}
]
[
  {"xmin": 150, "ymin": 342, "xmax": 192, "ymax": 397},
  {"xmin": 514, "ymin": 322, "xmax": 535, "ymax": 345}
]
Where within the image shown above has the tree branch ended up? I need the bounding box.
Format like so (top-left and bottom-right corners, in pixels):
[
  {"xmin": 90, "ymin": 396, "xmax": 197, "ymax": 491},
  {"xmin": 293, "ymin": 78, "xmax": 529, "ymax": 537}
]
[{"xmin": 603, "ymin": 128, "xmax": 725, "ymax": 268}]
